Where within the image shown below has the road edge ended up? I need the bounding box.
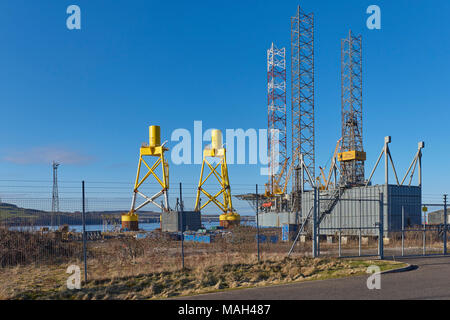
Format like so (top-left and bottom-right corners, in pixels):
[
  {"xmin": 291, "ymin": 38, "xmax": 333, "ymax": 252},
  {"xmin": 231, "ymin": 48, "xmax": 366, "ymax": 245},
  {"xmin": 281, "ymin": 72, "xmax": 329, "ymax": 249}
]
[
  {"xmin": 380, "ymin": 262, "xmax": 417, "ymax": 274},
  {"xmin": 170, "ymin": 261, "xmax": 412, "ymax": 300}
]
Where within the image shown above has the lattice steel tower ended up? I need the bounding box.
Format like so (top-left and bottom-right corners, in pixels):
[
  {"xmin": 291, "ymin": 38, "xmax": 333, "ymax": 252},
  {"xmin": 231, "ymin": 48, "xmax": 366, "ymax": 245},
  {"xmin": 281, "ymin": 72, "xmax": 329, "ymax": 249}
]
[
  {"xmin": 340, "ymin": 30, "xmax": 365, "ymax": 186},
  {"xmin": 267, "ymin": 43, "xmax": 287, "ymax": 196},
  {"xmin": 52, "ymin": 161, "xmax": 60, "ymax": 227},
  {"xmin": 291, "ymin": 5, "xmax": 315, "ymax": 193}
]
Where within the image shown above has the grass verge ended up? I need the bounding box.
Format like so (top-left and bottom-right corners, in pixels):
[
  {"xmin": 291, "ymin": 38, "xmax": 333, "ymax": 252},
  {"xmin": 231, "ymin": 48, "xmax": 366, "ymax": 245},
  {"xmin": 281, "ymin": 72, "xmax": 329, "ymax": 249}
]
[{"xmin": 2, "ymin": 257, "xmax": 406, "ymax": 300}]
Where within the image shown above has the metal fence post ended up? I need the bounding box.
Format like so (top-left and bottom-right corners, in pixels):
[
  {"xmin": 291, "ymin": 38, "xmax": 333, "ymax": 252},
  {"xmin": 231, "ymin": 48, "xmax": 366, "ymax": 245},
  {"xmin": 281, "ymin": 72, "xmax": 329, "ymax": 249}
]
[
  {"xmin": 378, "ymin": 192, "xmax": 384, "ymax": 259},
  {"xmin": 317, "ymin": 188, "xmax": 320, "ymax": 257},
  {"xmin": 179, "ymin": 182, "xmax": 185, "ymax": 269},
  {"xmin": 338, "ymin": 192, "xmax": 342, "ymax": 258},
  {"xmin": 444, "ymin": 194, "xmax": 448, "ymax": 255},
  {"xmin": 423, "ymin": 212, "xmax": 426, "ymax": 256},
  {"xmin": 312, "ymin": 187, "xmax": 318, "ymax": 258},
  {"xmin": 359, "ymin": 198, "xmax": 362, "ymax": 257},
  {"xmin": 82, "ymin": 181, "xmax": 87, "ymax": 283},
  {"xmin": 256, "ymin": 184, "xmax": 260, "ymax": 262},
  {"xmin": 401, "ymin": 205, "xmax": 405, "ymax": 257}
]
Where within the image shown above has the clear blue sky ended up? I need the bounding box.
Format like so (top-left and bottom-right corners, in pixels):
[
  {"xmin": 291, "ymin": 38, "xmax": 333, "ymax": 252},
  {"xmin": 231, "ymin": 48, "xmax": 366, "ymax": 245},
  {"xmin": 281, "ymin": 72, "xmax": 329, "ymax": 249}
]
[{"xmin": 0, "ymin": 0, "xmax": 449, "ymax": 205}]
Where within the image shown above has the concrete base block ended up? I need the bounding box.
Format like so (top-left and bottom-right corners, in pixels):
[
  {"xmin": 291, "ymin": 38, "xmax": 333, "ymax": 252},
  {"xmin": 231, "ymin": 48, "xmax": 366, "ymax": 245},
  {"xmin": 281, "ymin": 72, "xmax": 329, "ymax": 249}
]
[
  {"xmin": 161, "ymin": 211, "xmax": 201, "ymax": 232},
  {"xmin": 341, "ymin": 236, "xmax": 348, "ymax": 245},
  {"xmin": 300, "ymin": 235, "xmax": 307, "ymax": 243},
  {"xmin": 327, "ymin": 236, "xmax": 334, "ymax": 244},
  {"xmin": 362, "ymin": 237, "xmax": 369, "ymax": 245}
]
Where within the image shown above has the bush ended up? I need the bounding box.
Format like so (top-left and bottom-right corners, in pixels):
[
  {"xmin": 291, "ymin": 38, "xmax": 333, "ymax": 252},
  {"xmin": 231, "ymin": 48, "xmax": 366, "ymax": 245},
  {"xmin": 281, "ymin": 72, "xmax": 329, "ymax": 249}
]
[{"xmin": 0, "ymin": 229, "xmax": 81, "ymax": 267}]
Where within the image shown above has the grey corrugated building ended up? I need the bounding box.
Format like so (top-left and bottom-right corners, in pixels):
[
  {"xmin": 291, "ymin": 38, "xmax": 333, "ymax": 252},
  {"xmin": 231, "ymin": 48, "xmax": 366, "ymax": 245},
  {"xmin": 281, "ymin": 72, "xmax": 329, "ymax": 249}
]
[
  {"xmin": 301, "ymin": 184, "xmax": 421, "ymax": 236},
  {"xmin": 258, "ymin": 184, "xmax": 422, "ymax": 237}
]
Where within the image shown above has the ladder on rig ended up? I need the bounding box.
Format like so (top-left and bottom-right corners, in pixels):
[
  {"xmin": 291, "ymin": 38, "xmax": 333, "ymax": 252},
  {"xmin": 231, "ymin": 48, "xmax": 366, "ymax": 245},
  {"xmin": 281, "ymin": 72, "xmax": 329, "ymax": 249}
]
[
  {"xmin": 318, "ymin": 188, "xmax": 342, "ymax": 224},
  {"xmin": 287, "ymin": 188, "xmax": 343, "ymax": 257}
]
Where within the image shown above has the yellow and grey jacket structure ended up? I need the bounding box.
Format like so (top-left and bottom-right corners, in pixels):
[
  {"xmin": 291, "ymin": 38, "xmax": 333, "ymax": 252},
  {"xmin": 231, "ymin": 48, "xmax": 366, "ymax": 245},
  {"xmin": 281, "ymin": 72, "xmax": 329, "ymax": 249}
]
[
  {"xmin": 122, "ymin": 125, "xmax": 169, "ymax": 231},
  {"xmin": 194, "ymin": 129, "xmax": 240, "ymax": 228}
]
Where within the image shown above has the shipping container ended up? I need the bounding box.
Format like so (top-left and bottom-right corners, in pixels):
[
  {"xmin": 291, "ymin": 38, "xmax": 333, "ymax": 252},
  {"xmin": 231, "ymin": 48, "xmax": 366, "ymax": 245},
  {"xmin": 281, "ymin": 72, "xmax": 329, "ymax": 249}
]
[
  {"xmin": 427, "ymin": 209, "xmax": 449, "ymax": 225},
  {"xmin": 258, "ymin": 211, "xmax": 298, "ymax": 227},
  {"xmin": 282, "ymin": 224, "xmax": 298, "ymax": 241}
]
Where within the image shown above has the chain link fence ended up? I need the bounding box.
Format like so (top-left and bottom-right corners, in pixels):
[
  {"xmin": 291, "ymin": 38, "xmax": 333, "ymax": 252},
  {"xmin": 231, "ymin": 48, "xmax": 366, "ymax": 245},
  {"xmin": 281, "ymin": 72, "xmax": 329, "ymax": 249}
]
[
  {"xmin": 0, "ymin": 182, "xmax": 448, "ymax": 286},
  {"xmin": 382, "ymin": 202, "xmax": 448, "ymax": 257}
]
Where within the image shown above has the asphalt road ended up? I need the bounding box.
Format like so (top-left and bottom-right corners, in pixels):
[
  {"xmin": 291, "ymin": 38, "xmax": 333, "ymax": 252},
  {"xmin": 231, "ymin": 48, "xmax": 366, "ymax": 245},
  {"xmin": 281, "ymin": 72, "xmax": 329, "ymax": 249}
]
[{"xmin": 181, "ymin": 256, "xmax": 450, "ymax": 300}]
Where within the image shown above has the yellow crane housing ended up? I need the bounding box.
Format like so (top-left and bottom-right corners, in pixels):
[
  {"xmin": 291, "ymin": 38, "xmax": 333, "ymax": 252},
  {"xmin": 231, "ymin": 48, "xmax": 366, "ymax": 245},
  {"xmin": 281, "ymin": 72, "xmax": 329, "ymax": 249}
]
[
  {"xmin": 122, "ymin": 125, "xmax": 169, "ymax": 231},
  {"xmin": 194, "ymin": 129, "xmax": 240, "ymax": 228},
  {"xmin": 338, "ymin": 150, "xmax": 366, "ymax": 162}
]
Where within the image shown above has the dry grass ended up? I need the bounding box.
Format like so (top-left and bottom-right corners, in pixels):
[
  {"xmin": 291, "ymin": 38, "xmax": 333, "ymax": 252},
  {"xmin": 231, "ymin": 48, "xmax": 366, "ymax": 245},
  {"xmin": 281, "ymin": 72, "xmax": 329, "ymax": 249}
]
[
  {"xmin": 0, "ymin": 263, "xmax": 74, "ymax": 299},
  {"xmin": 1, "ymin": 257, "xmax": 404, "ymax": 300},
  {"xmin": 0, "ymin": 226, "xmax": 411, "ymax": 299},
  {"xmin": 385, "ymin": 230, "xmax": 444, "ymax": 247},
  {"xmin": 0, "ymin": 229, "xmax": 82, "ymax": 267}
]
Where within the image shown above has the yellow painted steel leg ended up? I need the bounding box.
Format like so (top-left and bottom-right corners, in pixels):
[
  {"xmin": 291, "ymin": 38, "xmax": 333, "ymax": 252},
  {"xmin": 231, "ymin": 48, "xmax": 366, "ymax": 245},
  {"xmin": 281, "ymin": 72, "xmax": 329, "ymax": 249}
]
[
  {"xmin": 194, "ymin": 146, "xmax": 240, "ymax": 228},
  {"xmin": 124, "ymin": 126, "xmax": 170, "ymax": 231},
  {"xmin": 194, "ymin": 160, "xmax": 206, "ymax": 211}
]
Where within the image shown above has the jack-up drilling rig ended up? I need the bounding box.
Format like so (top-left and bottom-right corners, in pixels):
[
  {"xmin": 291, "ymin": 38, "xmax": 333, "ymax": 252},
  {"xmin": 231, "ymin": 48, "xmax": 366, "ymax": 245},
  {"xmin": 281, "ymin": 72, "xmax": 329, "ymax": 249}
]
[{"xmin": 339, "ymin": 30, "xmax": 366, "ymax": 187}]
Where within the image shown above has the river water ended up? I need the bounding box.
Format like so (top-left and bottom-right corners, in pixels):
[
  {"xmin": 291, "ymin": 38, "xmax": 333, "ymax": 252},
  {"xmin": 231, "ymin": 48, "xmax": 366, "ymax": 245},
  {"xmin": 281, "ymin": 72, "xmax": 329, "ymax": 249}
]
[{"xmin": 10, "ymin": 220, "xmax": 257, "ymax": 233}]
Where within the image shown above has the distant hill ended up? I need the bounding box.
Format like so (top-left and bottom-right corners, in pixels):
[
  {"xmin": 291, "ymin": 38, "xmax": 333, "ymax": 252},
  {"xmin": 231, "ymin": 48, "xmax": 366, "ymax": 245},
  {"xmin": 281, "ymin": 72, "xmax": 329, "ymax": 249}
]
[
  {"xmin": 0, "ymin": 202, "xmax": 253, "ymax": 226},
  {"xmin": 0, "ymin": 202, "xmax": 47, "ymax": 220},
  {"xmin": 0, "ymin": 202, "xmax": 160, "ymax": 226}
]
